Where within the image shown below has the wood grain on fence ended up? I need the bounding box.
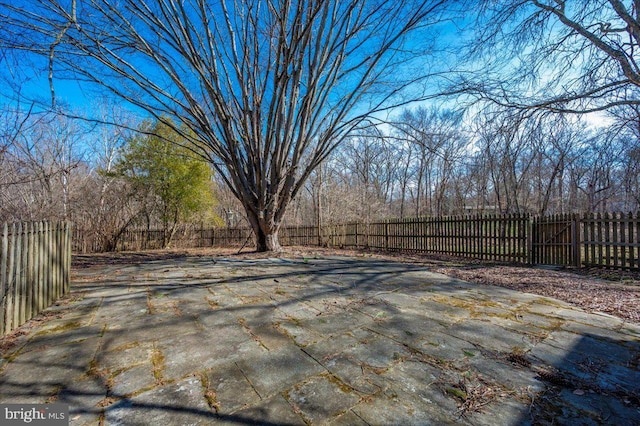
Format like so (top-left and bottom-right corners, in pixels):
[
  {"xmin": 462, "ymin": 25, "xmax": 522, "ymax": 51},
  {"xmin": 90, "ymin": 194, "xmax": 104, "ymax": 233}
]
[{"xmin": 1, "ymin": 221, "xmax": 71, "ymax": 336}]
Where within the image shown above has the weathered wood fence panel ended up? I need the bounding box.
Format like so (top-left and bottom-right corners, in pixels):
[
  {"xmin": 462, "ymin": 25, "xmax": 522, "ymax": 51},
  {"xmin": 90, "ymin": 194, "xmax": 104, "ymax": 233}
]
[
  {"xmin": 307, "ymin": 215, "xmax": 530, "ymax": 264},
  {"xmin": 582, "ymin": 212, "xmax": 640, "ymax": 269},
  {"xmin": 1, "ymin": 221, "xmax": 71, "ymax": 336},
  {"xmin": 71, "ymin": 212, "xmax": 640, "ymax": 270}
]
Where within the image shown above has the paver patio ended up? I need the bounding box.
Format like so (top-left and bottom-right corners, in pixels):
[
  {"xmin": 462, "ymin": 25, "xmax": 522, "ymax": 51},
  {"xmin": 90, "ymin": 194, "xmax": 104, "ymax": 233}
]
[{"xmin": 1, "ymin": 254, "xmax": 639, "ymax": 425}]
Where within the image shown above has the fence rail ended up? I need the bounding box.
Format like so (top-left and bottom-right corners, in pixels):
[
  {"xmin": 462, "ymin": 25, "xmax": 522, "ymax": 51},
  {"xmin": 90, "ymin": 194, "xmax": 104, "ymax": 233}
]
[
  {"xmin": 72, "ymin": 213, "xmax": 640, "ymax": 270},
  {"xmin": 1, "ymin": 221, "xmax": 71, "ymax": 336}
]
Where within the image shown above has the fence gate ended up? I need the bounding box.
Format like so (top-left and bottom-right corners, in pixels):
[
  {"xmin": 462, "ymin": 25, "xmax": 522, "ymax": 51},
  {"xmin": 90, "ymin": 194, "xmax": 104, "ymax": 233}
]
[{"xmin": 531, "ymin": 214, "xmax": 579, "ymax": 266}]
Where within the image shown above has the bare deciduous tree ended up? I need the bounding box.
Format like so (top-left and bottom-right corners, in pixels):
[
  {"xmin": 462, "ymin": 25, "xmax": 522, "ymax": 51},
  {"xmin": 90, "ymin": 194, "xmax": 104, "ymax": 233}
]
[
  {"xmin": 1, "ymin": 0, "xmax": 447, "ymax": 251},
  {"xmin": 464, "ymin": 0, "xmax": 640, "ymax": 113}
]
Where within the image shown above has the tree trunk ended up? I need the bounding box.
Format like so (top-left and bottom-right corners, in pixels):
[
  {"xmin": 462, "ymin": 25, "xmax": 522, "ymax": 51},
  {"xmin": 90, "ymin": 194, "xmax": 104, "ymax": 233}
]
[
  {"xmin": 246, "ymin": 210, "xmax": 283, "ymax": 252},
  {"xmin": 253, "ymin": 225, "xmax": 282, "ymax": 252}
]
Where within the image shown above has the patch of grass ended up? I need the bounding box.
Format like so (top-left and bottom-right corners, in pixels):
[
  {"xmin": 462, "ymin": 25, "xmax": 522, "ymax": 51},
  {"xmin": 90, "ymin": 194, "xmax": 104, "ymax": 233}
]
[
  {"xmin": 36, "ymin": 320, "xmax": 82, "ymax": 335},
  {"xmin": 151, "ymin": 346, "xmax": 165, "ymax": 384},
  {"xmin": 361, "ymin": 363, "xmax": 387, "ymax": 375},
  {"xmin": 84, "ymin": 357, "xmax": 116, "ymax": 394},
  {"xmin": 199, "ymin": 372, "xmax": 220, "ymax": 413},
  {"xmin": 323, "ymin": 372, "xmax": 356, "ymax": 394},
  {"xmin": 111, "ymin": 341, "xmax": 140, "ymax": 352},
  {"xmin": 237, "ymin": 317, "xmax": 268, "ymax": 350},
  {"xmin": 462, "ymin": 350, "xmax": 476, "ymax": 358},
  {"xmin": 146, "ymin": 287, "xmax": 155, "ymax": 315},
  {"xmin": 446, "ymin": 386, "xmax": 467, "ymax": 401}
]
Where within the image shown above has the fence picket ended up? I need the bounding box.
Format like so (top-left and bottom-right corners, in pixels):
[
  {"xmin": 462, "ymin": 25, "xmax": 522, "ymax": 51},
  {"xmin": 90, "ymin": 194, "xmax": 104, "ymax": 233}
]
[
  {"xmin": 1, "ymin": 221, "xmax": 71, "ymax": 336},
  {"xmin": 1, "ymin": 223, "xmax": 7, "ymax": 335}
]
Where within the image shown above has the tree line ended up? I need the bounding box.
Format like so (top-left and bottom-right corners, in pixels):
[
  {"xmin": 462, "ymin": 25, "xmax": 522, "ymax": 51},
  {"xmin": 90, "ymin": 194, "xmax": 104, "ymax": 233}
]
[
  {"xmin": 2, "ymin": 99, "xmax": 637, "ymax": 251},
  {"xmin": 1, "ymin": 0, "xmax": 640, "ymax": 251}
]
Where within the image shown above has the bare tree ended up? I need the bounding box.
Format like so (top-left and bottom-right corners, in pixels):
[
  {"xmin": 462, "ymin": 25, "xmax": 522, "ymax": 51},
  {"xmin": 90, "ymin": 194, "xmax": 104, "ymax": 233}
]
[
  {"xmin": 0, "ymin": 110, "xmax": 86, "ymax": 222},
  {"xmin": 1, "ymin": 0, "xmax": 447, "ymax": 251},
  {"xmin": 394, "ymin": 107, "xmax": 467, "ymax": 216},
  {"xmin": 464, "ymin": 0, "xmax": 640, "ymax": 114}
]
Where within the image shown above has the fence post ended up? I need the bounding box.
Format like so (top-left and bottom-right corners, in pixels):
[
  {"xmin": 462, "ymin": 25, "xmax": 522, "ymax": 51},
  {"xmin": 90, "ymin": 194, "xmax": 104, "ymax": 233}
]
[
  {"xmin": 355, "ymin": 222, "xmax": 359, "ymax": 249},
  {"xmin": 64, "ymin": 222, "xmax": 71, "ymax": 295},
  {"xmin": 384, "ymin": 219, "xmax": 389, "ymax": 251},
  {"xmin": 1, "ymin": 223, "xmax": 7, "ymax": 336},
  {"xmin": 25, "ymin": 222, "xmax": 34, "ymax": 326},
  {"xmin": 572, "ymin": 214, "xmax": 580, "ymax": 267},
  {"xmin": 527, "ymin": 215, "xmax": 534, "ymax": 265}
]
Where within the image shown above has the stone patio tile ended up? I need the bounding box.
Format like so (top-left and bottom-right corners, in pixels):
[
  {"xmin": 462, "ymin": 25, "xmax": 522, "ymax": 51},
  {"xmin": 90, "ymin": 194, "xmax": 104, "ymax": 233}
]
[
  {"xmin": 216, "ymin": 394, "xmax": 305, "ymax": 425},
  {"xmin": 110, "ymin": 364, "xmax": 156, "ymax": 397},
  {"xmin": 444, "ymin": 319, "xmax": 533, "ymax": 352},
  {"xmin": 308, "ymin": 351, "xmax": 387, "ymax": 395},
  {"xmin": 273, "ymin": 318, "xmax": 324, "ymax": 347},
  {"xmin": 285, "ymin": 373, "xmax": 361, "ymax": 424},
  {"xmin": 202, "ymin": 361, "xmax": 261, "ymax": 415},
  {"xmin": 327, "ymin": 410, "xmax": 369, "ymax": 425},
  {"xmin": 351, "ymin": 384, "xmax": 464, "ymax": 426},
  {"xmin": 97, "ymin": 341, "xmax": 153, "ymax": 372},
  {"xmin": 343, "ymin": 334, "xmax": 412, "ymax": 370},
  {"xmin": 235, "ymin": 344, "xmax": 325, "ymax": 398},
  {"xmin": 299, "ymin": 310, "xmax": 372, "ymax": 336},
  {"xmin": 367, "ymin": 312, "xmax": 451, "ymax": 346},
  {"xmin": 159, "ymin": 326, "xmax": 258, "ymax": 381},
  {"xmin": 105, "ymin": 376, "xmax": 214, "ymax": 425}
]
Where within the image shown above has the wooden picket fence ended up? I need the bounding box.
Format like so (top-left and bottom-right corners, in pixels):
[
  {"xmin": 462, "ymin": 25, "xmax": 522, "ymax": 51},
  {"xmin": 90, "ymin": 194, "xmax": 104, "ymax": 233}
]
[
  {"xmin": 286, "ymin": 215, "xmax": 531, "ymax": 264},
  {"xmin": 582, "ymin": 212, "xmax": 640, "ymax": 269},
  {"xmin": 72, "ymin": 212, "xmax": 640, "ymax": 270},
  {"xmin": 1, "ymin": 221, "xmax": 71, "ymax": 336}
]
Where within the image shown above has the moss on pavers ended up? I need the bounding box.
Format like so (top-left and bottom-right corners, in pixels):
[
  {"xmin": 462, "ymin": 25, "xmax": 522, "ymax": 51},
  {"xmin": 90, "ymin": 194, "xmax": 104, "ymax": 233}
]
[
  {"xmin": 308, "ymin": 351, "xmax": 387, "ymax": 395},
  {"xmin": 417, "ymin": 298, "xmax": 474, "ymax": 325},
  {"xmin": 17, "ymin": 325, "xmax": 104, "ymax": 354},
  {"xmin": 413, "ymin": 330, "xmax": 484, "ymax": 363},
  {"xmin": 234, "ymin": 320, "xmax": 289, "ymax": 351},
  {"xmin": 465, "ymin": 354, "xmax": 546, "ymax": 396}
]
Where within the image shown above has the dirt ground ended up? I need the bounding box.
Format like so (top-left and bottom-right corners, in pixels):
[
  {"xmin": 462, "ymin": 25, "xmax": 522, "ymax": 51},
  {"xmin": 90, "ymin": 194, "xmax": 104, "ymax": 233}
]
[{"xmin": 72, "ymin": 246, "xmax": 640, "ymax": 324}]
